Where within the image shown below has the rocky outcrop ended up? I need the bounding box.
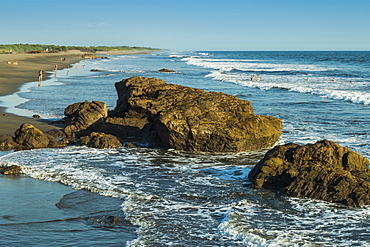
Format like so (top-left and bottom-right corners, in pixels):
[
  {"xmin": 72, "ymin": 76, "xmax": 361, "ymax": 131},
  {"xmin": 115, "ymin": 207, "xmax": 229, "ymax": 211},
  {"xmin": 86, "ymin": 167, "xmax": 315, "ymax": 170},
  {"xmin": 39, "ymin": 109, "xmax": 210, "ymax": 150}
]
[
  {"xmin": 0, "ymin": 165, "xmax": 21, "ymax": 175},
  {"xmin": 0, "ymin": 124, "xmax": 70, "ymax": 151},
  {"xmin": 0, "ymin": 77, "xmax": 282, "ymax": 152},
  {"xmin": 112, "ymin": 76, "xmax": 282, "ymax": 152},
  {"xmin": 14, "ymin": 123, "xmax": 54, "ymax": 149},
  {"xmin": 64, "ymin": 100, "xmax": 108, "ymax": 137},
  {"xmin": 0, "ymin": 134, "xmax": 18, "ymax": 151},
  {"xmin": 248, "ymin": 140, "xmax": 370, "ymax": 207},
  {"xmin": 80, "ymin": 132, "xmax": 122, "ymax": 149},
  {"xmin": 159, "ymin": 68, "xmax": 176, "ymax": 73}
]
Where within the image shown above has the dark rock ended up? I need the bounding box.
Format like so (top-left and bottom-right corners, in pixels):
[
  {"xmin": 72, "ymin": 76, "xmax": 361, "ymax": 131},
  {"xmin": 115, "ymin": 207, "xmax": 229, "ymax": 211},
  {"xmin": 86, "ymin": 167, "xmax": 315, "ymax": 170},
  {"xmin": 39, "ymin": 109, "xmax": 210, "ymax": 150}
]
[
  {"xmin": 0, "ymin": 134, "xmax": 18, "ymax": 151},
  {"xmin": 14, "ymin": 123, "xmax": 53, "ymax": 149},
  {"xmin": 113, "ymin": 76, "xmax": 282, "ymax": 152},
  {"xmin": 102, "ymin": 117, "xmax": 147, "ymax": 141},
  {"xmin": 159, "ymin": 68, "xmax": 176, "ymax": 73},
  {"xmin": 248, "ymin": 140, "xmax": 370, "ymax": 207},
  {"xmin": 0, "ymin": 165, "xmax": 22, "ymax": 175},
  {"xmin": 80, "ymin": 132, "xmax": 122, "ymax": 149},
  {"xmin": 64, "ymin": 101, "xmax": 108, "ymax": 137},
  {"xmin": 45, "ymin": 129, "xmax": 67, "ymax": 138},
  {"xmin": 32, "ymin": 114, "xmax": 41, "ymax": 118},
  {"xmin": 44, "ymin": 129, "xmax": 70, "ymax": 147}
]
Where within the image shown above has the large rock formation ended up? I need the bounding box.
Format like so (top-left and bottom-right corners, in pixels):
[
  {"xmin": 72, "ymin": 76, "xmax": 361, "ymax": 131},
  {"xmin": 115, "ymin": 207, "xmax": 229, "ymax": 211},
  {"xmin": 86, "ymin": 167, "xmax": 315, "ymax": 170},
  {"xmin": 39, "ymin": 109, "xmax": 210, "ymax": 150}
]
[
  {"xmin": 0, "ymin": 77, "xmax": 282, "ymax": 152},
  {"xmin": 248, "ymin": 140, "xmax": 370, "ymax": 207},
  {"xmin": 112, "ymin": 76, "xmax": 282, "ymax": 152}
]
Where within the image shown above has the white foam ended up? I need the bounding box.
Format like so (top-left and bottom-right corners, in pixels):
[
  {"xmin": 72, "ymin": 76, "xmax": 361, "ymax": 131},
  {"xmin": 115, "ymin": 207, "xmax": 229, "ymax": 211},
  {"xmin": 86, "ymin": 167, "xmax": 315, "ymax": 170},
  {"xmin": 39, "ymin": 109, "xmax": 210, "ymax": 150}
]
[
  {"xmin": 219, "ymin": 198, "xmax": 370, "ymax": 246},
  {"xmin": 206, "ymin": 69, "xmax": 370, "ymax": 105},
  {"xmin": 184, "ymin": 54, "xmax": 370, "ymax": 106}
]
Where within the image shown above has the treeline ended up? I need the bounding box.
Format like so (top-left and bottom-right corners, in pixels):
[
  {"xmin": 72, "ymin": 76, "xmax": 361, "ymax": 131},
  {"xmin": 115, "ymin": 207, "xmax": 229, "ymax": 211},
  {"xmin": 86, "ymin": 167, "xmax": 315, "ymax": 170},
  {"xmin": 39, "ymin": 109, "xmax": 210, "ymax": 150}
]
[{"xmin": 0, "ymin": 44, "xmax": 159, "ymax": 53}]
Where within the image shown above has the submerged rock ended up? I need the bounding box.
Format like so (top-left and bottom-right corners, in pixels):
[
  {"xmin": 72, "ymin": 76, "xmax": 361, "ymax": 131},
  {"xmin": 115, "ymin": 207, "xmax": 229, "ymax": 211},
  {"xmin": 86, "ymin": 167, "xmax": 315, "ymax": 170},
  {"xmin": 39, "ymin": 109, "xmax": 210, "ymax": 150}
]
[
  {"xmin": 248, "ymin": 140, "xmax": 370, "ymax": 207},
  {"xmin": 159, "ymin": 68, "xmax": 176, "ymax": 73},
  {"xmin": 0, "ymin": 165, "xmax": 21, "ymax": 175},
  {"xmin": 113, "ymin": 76, "xmax": 282, "ymax": 152}
]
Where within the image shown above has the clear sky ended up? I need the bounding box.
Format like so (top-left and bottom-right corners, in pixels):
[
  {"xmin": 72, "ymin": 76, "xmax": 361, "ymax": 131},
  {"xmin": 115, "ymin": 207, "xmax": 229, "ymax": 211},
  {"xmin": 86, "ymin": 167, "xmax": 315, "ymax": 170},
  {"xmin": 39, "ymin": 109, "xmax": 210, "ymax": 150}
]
[{"xmin": 1, "ymin": 0, "xmax": 369, "ymax": 51}]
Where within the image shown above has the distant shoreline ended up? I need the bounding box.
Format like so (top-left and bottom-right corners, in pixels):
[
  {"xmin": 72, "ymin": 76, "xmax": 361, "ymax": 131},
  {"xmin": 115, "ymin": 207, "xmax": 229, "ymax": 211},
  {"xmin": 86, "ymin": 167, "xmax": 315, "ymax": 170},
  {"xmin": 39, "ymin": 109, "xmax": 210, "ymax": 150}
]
[{"xmin": 0, "ymin": 49, "xmax": 160, "ymax": 136}]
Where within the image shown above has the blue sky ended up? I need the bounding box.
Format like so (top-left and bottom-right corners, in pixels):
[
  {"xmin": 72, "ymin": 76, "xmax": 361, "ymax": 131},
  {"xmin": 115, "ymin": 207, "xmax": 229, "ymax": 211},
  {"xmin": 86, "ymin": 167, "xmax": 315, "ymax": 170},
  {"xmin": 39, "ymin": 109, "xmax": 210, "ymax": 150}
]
[{"xmin": 1, "ymin": 0, "xmax": 369, "ymax": 51}]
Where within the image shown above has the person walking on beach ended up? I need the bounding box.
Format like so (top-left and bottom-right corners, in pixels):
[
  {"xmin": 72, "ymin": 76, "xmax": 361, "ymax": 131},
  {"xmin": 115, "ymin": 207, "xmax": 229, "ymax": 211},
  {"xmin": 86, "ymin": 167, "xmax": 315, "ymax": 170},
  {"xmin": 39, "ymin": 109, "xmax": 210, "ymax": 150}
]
[
  {"xmin": 54, "ymin": 64, "xmax": 58, "ymax": 70},
  {"xmin": 38, "ymin": 70, "xmax": 43, "ymax": 86}
]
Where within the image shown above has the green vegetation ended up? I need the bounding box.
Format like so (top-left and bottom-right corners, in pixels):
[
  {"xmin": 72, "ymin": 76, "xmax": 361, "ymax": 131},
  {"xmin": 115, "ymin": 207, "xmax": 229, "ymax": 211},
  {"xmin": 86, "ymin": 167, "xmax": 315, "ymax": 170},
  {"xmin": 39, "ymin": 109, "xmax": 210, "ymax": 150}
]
[{"xmin": 0, "ymin": 44, "xmax": 159, "ymax": 54}]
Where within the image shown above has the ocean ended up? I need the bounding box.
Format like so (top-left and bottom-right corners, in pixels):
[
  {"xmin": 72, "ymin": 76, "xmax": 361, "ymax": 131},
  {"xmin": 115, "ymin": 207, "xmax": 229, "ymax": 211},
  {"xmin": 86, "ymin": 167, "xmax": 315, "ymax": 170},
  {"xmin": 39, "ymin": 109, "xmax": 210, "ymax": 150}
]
[{"xmin": 0, "ymin": 51, "xmax": 369, "ymax": 246}]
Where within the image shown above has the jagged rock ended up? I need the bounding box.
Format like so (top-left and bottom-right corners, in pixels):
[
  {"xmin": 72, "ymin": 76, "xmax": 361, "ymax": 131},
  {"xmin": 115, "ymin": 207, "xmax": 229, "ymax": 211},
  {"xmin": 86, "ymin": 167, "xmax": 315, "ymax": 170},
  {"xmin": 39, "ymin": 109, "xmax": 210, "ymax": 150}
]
[
  {"xmin": 159, "ymin": 68, "xmax": 176, "ymax": 73},
  {"xmin": 64, "ymin": 101, "xmax": 108, "ymax": 137},
  {"xmin": 14, "ymin": 123, "xmax": 54, "ymax": 149},
  {"xmin": 0, "ymin": 165, "xmax": 21, "ymax": 175},
  {"xmin": 248, "ymin": 140, "xmax": 370, "ymax": 207},
  {"xmin": 113, "ymin": 76, "xmax": 282, "ymax": 152},
  {"xmin": 0, "ymin": 134, "xmax": 18, "ymax": 151},
  {"xmin": 80, "ymin": 132, "xmax": 122, "ymax": 149}
]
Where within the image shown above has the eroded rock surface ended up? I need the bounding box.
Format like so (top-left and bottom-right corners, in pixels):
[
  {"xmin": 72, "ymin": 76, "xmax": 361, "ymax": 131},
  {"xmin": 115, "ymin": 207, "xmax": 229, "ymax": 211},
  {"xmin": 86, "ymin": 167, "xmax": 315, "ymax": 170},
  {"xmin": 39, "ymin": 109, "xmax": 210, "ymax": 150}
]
[
  {"xmin": 248, "ymin": 140, "xmax": 370, "ymax": 207},
  {"xmin": 112, "ymin": 76, "xmax": 282, "ymax": 152}
]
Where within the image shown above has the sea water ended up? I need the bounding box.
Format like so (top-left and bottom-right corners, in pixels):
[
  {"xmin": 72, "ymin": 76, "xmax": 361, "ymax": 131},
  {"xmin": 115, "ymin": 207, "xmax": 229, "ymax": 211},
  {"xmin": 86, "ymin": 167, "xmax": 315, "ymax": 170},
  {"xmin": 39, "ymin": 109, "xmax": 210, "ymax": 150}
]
[{"xmin": 0, "ymin": 51, "xmax": 369, "ymax": 246}]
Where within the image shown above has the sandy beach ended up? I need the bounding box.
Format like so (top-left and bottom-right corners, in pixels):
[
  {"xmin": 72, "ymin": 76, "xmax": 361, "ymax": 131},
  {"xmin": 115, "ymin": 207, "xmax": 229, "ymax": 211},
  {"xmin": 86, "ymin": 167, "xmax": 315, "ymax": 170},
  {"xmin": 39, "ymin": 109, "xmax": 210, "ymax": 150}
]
[{"xmin": 0, "ymin": 51, "xmax": 85, "ymax": 135}]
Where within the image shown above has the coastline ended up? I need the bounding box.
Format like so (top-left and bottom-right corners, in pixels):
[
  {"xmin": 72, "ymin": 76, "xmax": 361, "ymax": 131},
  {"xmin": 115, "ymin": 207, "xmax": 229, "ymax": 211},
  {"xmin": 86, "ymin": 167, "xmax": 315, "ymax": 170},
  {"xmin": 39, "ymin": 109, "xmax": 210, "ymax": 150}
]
[
  {"xmin": 0, "ymin": 51, "xmax": 141, "ymax": 245},
  {"xmin": 0, "ymin": 51, "xmax": 85, "ymax": 135},
  {"xmin": 0, "ymin": 49, "xmax": 160, "ymax": 136}
]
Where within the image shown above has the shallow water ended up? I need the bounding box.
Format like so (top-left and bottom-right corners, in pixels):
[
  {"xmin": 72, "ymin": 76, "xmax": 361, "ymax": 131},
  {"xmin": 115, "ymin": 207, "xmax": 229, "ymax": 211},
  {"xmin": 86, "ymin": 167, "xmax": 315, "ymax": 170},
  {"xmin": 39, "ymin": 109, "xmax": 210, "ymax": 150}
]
[{"xmin": 0, "ymin": 51, "xmax": 369, "ymax": 246}]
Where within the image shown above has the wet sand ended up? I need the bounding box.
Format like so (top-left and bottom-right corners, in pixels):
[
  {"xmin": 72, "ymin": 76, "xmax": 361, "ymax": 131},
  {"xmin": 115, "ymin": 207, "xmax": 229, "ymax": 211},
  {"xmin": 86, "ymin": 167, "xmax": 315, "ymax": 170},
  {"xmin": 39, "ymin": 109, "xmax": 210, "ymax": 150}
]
[{"xmin": 0, "ymin": 175, "xmax": 136, "ymax": 245}]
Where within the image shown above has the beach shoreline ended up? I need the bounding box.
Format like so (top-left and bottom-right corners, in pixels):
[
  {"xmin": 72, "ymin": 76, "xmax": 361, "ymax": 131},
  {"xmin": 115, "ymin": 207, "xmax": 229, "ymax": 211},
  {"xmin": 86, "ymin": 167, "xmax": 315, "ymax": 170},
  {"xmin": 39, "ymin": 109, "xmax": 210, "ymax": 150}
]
[
  {"xmin": 0, "ymin": 51, "xmax": 85, "ymax": 135},
  {"xmin": 0, "ymin": 50, "xmax": 159, "ymax": 136}
]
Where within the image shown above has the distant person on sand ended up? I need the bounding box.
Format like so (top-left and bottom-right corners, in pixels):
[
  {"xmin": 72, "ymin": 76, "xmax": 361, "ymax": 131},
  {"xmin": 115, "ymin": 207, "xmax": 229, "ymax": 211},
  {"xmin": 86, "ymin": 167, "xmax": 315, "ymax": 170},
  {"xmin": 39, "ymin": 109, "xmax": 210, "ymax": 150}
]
[
  {"xmin": 38, "ymin": 70, "xmax": 43, "ymax": 86},
  {"xmin": 38, "ymin": 70, "xmax": 43, "ymax": 81},
  {"xmin": 54, "ymin": 64, "xmax": 58, "ymax": 70}
]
